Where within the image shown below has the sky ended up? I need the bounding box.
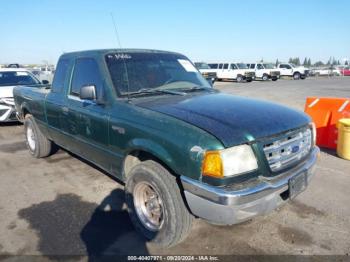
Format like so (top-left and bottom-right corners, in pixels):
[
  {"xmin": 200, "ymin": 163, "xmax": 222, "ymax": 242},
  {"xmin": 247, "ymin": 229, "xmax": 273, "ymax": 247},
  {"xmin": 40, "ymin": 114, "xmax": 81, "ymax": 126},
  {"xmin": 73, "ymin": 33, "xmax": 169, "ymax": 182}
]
[{"xmin": 1, "ymin": 0, "xmax": 349, "ymax": 65}]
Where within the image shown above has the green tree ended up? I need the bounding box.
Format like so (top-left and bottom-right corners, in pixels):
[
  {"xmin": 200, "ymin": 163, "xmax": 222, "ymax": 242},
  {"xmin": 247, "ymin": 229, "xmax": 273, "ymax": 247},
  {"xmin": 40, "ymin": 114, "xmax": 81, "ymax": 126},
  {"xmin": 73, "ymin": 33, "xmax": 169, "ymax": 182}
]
[
  {"xmin": 303, "ymin": 57, "xmax": 308, "ymax": 66},
  {"xmin": 307, "ymin": 58, "xmax": 312, "ymax": 67},
  {"xmin": 314, "ymin": 61, "xmax": 324, "ymax": 67}
]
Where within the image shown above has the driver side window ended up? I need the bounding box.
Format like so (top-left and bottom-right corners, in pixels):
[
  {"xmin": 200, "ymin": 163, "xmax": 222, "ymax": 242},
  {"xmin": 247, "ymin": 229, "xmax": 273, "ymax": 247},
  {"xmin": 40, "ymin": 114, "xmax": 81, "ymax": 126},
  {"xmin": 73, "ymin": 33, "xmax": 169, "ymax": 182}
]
[
  {"xmin": 230, "ymin": 64, "xmax": 238, "ymax": 70},
  {"xmin": 71, "ymin": 58, "xmax": 102, "ymax": 97}
]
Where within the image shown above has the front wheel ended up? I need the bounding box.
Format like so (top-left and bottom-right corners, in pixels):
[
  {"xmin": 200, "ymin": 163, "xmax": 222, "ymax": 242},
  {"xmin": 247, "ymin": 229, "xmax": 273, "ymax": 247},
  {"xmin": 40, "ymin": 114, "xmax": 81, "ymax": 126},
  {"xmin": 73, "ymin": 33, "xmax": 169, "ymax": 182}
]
[
  {"xmin": 125, "ymin": 160, "xmax": 193, "ymax": 247},
  {"xmin": 262, "ymin": 74, "xmax": 269, "ymax": 81},
  {"xmin": 236, "ymin": 75, "xmax": 243, "ymax": 82}
]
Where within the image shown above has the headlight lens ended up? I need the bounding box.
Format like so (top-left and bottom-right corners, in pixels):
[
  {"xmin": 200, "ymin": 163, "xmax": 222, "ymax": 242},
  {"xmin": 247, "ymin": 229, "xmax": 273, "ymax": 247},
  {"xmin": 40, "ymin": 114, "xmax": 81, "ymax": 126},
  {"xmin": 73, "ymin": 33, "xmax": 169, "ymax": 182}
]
[{"xmin": 202, "ymin": 145, "xmax": 258, "ymax": 178}]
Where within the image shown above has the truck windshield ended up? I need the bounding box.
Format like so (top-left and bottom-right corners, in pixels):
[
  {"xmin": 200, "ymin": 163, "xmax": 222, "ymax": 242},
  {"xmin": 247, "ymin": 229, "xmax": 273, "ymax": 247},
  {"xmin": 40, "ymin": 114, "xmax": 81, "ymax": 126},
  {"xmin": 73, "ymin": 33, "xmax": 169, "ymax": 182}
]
[
  {"xmin": 106, "ymin": 52, "xmax": 211, "ymax": 96},
  {"xmin": 0, "ymin": 71, "xmax": 40, "ymax": 86},
  {"xmin": 236, "ymin": 63, "xmax": 249, "ymax": 69},
  {"xmin": 194, "ymin": 62, "xmax": 211, "ymax": 69},
  {"xmin": 263, "ymin": 64, "xmax": 276, "ymax": 69}
]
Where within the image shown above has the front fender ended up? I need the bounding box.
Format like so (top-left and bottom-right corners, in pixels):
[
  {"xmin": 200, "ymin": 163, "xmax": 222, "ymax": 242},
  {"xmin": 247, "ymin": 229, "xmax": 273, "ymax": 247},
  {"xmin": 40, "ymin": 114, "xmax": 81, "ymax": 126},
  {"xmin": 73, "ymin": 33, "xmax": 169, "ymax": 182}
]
[{"xmin": 126, "ymin": 138, "xmax": 176, "ymax": 173}]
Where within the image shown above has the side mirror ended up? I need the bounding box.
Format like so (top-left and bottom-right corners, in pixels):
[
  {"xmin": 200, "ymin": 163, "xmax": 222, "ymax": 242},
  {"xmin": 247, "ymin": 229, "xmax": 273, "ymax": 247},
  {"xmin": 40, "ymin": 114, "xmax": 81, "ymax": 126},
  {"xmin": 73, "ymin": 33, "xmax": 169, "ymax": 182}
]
[
  {"xmin": 80, "ymin": 85, "xmax": 96, "ymax": 101},
  {"xmin": 42, "ymin": 80, "xmax": 49, "ymax": 84}
]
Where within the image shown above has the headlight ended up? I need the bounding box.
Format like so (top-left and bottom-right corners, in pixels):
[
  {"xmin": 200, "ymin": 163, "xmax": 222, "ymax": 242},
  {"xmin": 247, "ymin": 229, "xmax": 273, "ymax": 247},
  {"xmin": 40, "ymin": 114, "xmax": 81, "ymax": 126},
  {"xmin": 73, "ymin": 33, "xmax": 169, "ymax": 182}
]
[
  {"xmin": 202, "ymin": 145, "xmax": 258, "ymax": 178},
  {"xmin": 311, "ymin": 122, "xmax": 317, "ymax": 145}
]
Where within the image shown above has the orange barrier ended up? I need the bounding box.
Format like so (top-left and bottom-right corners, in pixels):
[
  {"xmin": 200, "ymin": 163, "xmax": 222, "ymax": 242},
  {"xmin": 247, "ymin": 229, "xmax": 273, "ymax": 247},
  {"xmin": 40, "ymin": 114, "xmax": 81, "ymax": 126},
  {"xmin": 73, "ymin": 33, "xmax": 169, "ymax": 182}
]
[{"xmin": 304, "ymin": 97, "xmax": 350, "ymax": 149}]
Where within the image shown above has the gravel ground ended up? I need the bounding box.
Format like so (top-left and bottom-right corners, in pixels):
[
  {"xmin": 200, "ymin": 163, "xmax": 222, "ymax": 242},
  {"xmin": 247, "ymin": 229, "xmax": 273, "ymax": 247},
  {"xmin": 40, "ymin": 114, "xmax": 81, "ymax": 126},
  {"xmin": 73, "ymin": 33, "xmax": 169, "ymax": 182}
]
[{"xmin": 0, "ymin": 76, "xmax": 349, "ymax": 259}]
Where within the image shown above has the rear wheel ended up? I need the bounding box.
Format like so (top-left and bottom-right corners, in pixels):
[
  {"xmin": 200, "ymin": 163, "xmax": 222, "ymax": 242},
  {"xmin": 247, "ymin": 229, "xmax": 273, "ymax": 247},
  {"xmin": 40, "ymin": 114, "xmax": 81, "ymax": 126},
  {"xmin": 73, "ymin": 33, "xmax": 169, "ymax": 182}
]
[
  {"xmin": 24, "ymin": 114, "xmax": 52, "ymax": 158},
  {"xmin": 262, "ymin": 74, "xmax": 269, "ymax": 81},
  {"xmin": 125, "ymin": 160, "xmax": 193, "ymax": 247},
  {"xmin": 293, "ymin": 72, "xmax": 301, "ymax": 80}
]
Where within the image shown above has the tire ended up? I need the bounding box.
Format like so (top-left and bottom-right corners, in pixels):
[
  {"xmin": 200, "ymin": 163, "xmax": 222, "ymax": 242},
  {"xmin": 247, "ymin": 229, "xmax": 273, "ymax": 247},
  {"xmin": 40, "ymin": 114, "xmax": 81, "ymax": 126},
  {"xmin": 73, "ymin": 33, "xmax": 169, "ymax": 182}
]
[
  {"xmin": 236, "ymin": 75, "xmax": 243, "ymax": 82},
  {"xmin": 24, "ymin": 114, "xmax": 52, "ymax": 158},
  {"xmin": 293, "ymin": 72, "xmax": 301, "ymax": 80},
  {"xmin": 271, "ymin": 77, "xmax": 278, "ymax": 81},
  {"xmin": 246, "ymin": 78, "xmax": 253, "ymax": 82},
  {"xmin": 125, "ymin": 160, "xmax": 193, "ymax": 247},
  {"xmin": 262, "ymin": 74, "xmax": 269, "ymax": 81}
]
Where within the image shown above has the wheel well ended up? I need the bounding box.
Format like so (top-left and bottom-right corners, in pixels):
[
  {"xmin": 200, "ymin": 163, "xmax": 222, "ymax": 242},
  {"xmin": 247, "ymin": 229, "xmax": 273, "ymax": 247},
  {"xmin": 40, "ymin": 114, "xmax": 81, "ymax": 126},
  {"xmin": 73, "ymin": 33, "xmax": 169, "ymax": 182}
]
[
  {"xmin": 123, "ymin": 150, "xmax": 175, "ymax": 178},
  {"xmin": 293, "ymin": 71, "xmax": 300, "ymax": 75}
]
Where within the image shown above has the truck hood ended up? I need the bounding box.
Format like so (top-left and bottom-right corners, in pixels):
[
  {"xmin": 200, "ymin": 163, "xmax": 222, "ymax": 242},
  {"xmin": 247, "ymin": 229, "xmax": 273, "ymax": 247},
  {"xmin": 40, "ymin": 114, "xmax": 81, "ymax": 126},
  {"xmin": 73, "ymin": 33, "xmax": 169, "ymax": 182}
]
[
  {"xmin": 135, "ymin": 92, "xmax": 310, "ymax": 147},
  {"xmin": 0, "ymin": 86, "xmax": 15, "ymax": 98}
]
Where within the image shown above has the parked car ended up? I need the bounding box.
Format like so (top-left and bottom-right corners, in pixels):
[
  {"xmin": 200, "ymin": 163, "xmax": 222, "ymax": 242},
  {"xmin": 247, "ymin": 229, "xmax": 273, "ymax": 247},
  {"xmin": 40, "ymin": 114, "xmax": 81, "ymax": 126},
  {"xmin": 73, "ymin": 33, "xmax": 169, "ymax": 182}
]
[
  {"xmin": 277, "ymin": 63, "xmax": 309, "ymax": 80},
  {"xmin": 341, "ymin": 67, "xmax": 350, "ymax": 76},
  {"xmin": 208, "ymin": 62, "xmax": 255, "ymax": 82},
  {"xmin": 0, "ymin": 68, "xmax": 43, "ymax": 122},
  {"xmin": 14, "ymin": 49, "xmax": 319, "ymax": 247},
  {"xmin": 247, "ymin": 63, "xmax": 280, "ymax": 81},
  {"xmin": 194, "ymin": 62, "xmax": 217, "ymax": 84}
]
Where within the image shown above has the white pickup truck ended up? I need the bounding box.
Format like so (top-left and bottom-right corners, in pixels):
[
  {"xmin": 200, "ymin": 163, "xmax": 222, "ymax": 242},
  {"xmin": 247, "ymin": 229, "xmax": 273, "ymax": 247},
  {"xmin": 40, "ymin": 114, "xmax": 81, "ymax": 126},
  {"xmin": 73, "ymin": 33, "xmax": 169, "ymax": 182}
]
[
  {"xmin": 277, "ymin": 63, "xmax": 309, "ymax": 80},
  {"xmin": 247, "ymin": 63, "xmax": 280, "ymax": 81},
  {"xmin": 208, "ymin": 62, "xmax": 255, "ymax": 82}
]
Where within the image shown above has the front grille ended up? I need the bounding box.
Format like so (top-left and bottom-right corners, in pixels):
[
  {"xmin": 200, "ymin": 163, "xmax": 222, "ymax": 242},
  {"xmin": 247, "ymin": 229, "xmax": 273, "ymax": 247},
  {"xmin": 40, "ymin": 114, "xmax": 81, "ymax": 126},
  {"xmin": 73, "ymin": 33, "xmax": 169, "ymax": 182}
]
[
  {"xmin": 263, "ymin": 128, "xmax": 312, "ymax": 172},
  {"xmin": 0, "ymin": 109, "xmax": 8, "ymax": 117},
  {"xmin": 245, "ymin": 72, "xmax": 255, "ymax": 78},
  {"xmin": 271, "ymin": 71, "xmax": 280, "ymax": 76},
  {"xmin": 202, "ymin": 72, "xmax": 216, "ymax": 78},
  {"xmin": 9, "ymin": 111, "xmax": 17, "ymax": 120}
]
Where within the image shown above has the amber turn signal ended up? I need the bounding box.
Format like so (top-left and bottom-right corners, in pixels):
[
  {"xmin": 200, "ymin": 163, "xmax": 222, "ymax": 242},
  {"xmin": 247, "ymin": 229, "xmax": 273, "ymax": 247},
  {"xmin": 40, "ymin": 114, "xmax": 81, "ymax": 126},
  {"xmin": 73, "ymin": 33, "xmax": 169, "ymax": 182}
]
[{"xmin": 202, "ymin": 151, "xmax": 223, "ymax": 178}]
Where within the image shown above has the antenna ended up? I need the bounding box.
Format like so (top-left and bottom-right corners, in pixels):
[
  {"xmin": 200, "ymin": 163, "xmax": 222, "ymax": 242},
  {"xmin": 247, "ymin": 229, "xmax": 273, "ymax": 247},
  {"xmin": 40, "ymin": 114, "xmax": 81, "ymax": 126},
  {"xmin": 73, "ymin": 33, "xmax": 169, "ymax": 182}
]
[{"xmin": 110, "ymin": 13, "xmax": 131, "ymax": 101}]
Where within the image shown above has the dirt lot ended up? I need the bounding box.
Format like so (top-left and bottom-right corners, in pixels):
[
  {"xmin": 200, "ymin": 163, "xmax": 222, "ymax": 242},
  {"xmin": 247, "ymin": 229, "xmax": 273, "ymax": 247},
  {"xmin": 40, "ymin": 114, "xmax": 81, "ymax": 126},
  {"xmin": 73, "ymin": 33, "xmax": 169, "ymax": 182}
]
[{"xmin": 0, "ymin": 77, "xmax": 350, "ymax": 258}]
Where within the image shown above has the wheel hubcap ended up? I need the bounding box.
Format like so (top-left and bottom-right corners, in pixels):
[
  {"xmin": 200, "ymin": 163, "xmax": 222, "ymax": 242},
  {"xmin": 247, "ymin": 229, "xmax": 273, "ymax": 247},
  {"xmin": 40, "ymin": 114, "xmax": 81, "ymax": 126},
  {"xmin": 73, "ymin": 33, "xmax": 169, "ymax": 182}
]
[
  {"xmin": 27, "ymin": 125, "xmax": 36, "ymax": 151},
  {"xmin": 134, "ymin": 182, "xmax": 164, "ymax": 231}
]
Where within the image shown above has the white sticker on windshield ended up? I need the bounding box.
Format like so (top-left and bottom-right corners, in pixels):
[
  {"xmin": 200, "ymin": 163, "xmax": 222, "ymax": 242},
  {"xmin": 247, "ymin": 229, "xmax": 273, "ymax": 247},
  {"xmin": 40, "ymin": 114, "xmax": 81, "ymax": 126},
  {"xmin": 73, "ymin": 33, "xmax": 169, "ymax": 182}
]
[
  {"xmin": 16, "ymin": 72, "xmax": 29, "ymax": 76},
  {"xmin": 178, "ymin": 59, "xmax": 197, "ymax": 72}
]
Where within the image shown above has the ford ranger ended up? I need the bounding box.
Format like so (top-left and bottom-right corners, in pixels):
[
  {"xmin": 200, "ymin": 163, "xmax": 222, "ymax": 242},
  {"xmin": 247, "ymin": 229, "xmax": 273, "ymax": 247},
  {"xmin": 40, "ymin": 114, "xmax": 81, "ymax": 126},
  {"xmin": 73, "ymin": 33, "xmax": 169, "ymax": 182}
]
[{"xmin": 13, "ymin": 49, "xmax": 319, "ymax": 247}]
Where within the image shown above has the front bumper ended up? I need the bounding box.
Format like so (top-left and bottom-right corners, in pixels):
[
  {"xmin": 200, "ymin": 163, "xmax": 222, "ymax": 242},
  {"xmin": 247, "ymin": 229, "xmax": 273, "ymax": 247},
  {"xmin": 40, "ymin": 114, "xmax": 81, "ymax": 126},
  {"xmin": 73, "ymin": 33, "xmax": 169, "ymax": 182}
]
[
  {"xmin": 181, "ymin": 147, "xmax": 319, "ymax": 225},
  {"xmin": 0, "ymin": 104, "xmax": 17, "ymax": 122}
]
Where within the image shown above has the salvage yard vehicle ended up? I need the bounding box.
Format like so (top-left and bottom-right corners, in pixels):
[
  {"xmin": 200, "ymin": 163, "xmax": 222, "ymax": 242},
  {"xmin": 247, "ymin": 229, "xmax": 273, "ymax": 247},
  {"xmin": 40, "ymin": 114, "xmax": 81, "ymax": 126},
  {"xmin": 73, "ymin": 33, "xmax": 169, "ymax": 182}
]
[
  {"xmin": 247, "ymin": 63, "xmax": 280, "ymax": 81},
  {"xmin": 13, "ymin": 49, "xmax": 319, "ymax": 247},
  {"xmin": 194, "ymin": 62, "xmax": 217, "ymax": 84},
  {"xmin": 0, "ymin": 68, "xmax": 43, "ymax": 122},
  {"xmin": 277, "ymin": 63, "xmax": 309, "ymax": 80},
  {"xmin": 208, "ymin": 62, "xmax": 255, "ymax": 82}
]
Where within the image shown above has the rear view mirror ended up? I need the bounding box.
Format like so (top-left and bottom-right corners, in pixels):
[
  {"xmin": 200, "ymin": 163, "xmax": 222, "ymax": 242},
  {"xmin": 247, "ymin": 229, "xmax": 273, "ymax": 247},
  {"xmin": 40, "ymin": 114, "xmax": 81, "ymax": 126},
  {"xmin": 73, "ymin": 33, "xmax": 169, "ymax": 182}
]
[{"xmin": 80, "ymin": 85, "xmax": 96, "ymax": 101}]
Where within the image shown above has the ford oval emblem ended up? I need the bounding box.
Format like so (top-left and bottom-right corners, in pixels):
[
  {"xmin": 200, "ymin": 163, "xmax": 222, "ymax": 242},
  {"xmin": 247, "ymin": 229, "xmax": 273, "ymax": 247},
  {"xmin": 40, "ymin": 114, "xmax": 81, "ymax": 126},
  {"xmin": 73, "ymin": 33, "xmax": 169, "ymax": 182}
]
[{"xmin": 292, "ymin": 145, "xmax": 300, "ymax": 153}]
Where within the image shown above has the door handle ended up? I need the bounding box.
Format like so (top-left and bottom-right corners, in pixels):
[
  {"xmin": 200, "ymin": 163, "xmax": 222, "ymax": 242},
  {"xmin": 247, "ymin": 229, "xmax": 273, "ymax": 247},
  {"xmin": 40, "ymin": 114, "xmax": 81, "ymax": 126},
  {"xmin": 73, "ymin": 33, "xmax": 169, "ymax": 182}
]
[{"xmin": 62, "ymin": 106, "xmax": 69, "ymax": 114}]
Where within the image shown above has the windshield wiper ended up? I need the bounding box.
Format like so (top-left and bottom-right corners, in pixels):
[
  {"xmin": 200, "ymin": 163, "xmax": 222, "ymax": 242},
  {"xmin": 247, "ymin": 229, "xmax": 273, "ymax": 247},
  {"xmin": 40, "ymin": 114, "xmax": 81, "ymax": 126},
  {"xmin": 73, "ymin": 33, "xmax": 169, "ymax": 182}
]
[
  {"xmin": 127, "ymin": 88, "xmax": 186, "ymax": 97},
  {"xmin": 177, "ymin": 86, "xmax": 212, "ymax": 92}
]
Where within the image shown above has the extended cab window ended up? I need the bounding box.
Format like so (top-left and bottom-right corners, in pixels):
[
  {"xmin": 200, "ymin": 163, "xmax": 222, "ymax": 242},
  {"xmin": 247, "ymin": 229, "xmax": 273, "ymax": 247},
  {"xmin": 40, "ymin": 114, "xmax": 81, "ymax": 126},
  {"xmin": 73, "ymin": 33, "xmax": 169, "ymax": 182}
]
[
  {"xmin": 208, "ymin": 64, "xmax": 218, "ymax": 69},
  {"xmin": 250, "ymin": 64, "xmax": 256, "ymax": 69},
  {"xmin": 70, "ymin": 58, "xmax": 102, "ymax": 96},
  {"xmin": 223, "ymin": 64, "xmax": 229, "ymax": 69},
  {"xmin": 218, "ymin": 64, "xmax": 223, "ymax": 69},
  {"xmin": 51, "ymin": 59, "xmax": 69, "ymax": 93}
]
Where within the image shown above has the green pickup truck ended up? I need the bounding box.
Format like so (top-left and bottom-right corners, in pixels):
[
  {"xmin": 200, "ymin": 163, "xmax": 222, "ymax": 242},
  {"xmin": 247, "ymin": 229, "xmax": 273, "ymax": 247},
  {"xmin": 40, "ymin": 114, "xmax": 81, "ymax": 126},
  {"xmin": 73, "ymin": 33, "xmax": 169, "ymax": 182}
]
[{"xmin": 13, "ymin": 49, "xmax": 319, "ymax": 247}]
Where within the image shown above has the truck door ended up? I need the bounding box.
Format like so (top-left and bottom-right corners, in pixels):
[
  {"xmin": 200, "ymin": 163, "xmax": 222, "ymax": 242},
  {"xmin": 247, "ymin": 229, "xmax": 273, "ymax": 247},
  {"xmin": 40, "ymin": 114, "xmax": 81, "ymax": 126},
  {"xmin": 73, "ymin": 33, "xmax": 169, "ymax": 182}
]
[
  {"xmin": 279, "ymin": 64, "xmax": 292, "ymax": 76},
  {"xmin": 220, "ymin": 63, "xmax": 230, "ymax": 79},
  {"xmin": 46, "ymin": 57, "xmax": 73, "ymax": 146},
  {"xmin": 66, "ymin": 57, "xmax": 111, "ymax": 170}
]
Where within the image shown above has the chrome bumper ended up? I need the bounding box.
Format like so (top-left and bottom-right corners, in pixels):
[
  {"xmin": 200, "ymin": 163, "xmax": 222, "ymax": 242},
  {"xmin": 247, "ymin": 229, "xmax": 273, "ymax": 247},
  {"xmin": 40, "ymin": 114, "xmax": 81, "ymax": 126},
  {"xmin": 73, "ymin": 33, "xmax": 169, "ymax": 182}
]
[{"xmin": 181, "ymin": 147, "xmax": 319, "ymax": 225}]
